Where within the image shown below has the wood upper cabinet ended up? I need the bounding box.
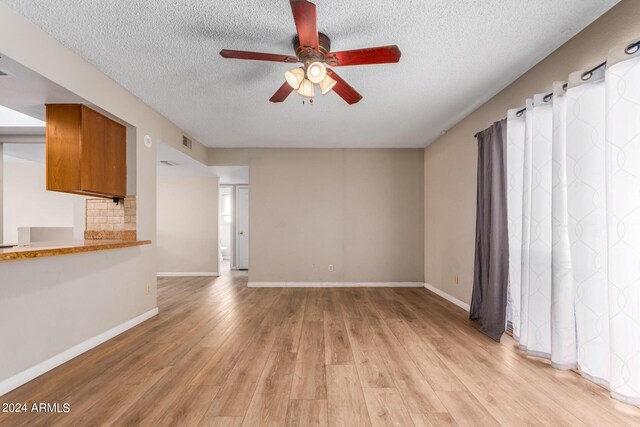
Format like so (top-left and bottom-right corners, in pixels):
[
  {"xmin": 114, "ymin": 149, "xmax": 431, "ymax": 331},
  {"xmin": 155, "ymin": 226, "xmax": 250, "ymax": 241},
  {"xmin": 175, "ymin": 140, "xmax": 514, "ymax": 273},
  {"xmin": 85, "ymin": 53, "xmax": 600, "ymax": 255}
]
[{"xmin": 46, "ymin": 104, "xmax": 126, "ymax": 199}]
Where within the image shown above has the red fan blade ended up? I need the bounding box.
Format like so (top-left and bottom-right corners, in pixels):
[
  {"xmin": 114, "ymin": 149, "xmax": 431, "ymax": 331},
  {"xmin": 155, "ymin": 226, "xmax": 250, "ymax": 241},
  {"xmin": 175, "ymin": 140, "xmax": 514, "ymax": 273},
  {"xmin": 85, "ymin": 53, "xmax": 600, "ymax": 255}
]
[
  {"xmin": 290, "ymin": 0, "xmax": 319, "ymax": 51},
  {"xmin": 326, "ymin": 68, "xmax": 362, "ymax": 105},
  {"xmin": 325, "ymin": 45, "xmax": 401, "ymax": 66},
  {"xmin": 220, "ymin": 49, "xmax": 298, "ymax": 63},
  {"xmin": 269, "ymin": 82, "xmax": 294, "ymax": 103}
]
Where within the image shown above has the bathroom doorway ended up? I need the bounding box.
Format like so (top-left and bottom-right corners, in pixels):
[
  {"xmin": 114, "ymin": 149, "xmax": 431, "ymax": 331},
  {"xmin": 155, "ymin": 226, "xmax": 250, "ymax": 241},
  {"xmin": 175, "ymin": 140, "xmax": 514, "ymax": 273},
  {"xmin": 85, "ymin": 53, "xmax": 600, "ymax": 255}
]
[
  {"xmin": 219, "ymin": 186, "xmax": 233, "ymax": 272},
  {"xmin": 218, "ymin": 182, "xmax": 249, "ymax": 271},
  {"xmin": 236, "ymin": 185, "xmax": 249, "ymax": 270}
]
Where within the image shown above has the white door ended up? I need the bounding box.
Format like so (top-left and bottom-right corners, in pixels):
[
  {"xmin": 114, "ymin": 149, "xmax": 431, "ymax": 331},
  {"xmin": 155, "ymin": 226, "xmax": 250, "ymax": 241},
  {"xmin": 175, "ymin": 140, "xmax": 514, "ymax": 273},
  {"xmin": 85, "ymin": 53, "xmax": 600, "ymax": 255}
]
[{"xmin": 236, "ymin": 186, "xmax": 249, "ymax": 269}]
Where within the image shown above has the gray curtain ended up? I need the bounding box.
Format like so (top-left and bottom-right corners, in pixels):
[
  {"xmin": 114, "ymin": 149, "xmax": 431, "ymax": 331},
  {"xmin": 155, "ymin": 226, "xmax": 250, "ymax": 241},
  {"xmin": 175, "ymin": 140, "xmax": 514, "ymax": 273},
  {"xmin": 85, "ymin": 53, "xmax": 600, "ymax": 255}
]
[{"xmin": 470, "ymin": 119, "xmax": 509, "ymax": 341}]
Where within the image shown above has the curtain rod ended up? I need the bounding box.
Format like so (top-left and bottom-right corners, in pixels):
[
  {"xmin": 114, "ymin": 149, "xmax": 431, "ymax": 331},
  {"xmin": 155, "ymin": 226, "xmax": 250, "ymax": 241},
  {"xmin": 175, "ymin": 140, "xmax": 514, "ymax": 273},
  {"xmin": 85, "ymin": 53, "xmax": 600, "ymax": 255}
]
[
  {"xmin": 473, "ymin": 38, "xmax": 640, "ymax": 138},
  {"xmin": 474, "ymin": 61, "xmax": 606, "ymax": 138},
  {"xmin": 513, "ymin": 60, "xmax": 607, "ymax": 118}
]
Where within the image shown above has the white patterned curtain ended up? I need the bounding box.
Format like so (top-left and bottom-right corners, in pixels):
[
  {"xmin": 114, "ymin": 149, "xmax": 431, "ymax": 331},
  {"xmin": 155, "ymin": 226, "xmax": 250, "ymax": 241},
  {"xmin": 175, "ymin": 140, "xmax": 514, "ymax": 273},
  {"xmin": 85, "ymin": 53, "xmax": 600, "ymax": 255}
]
[
  {"xmin": 506, "ymin": 108, "xmax": 525, "ymax": 340},
  {"xmin": 551, "ymin": 81, "xmax": 577, "ymax": 370},
  {"xmin": 518, "ymin": 95, "xmax": 553, "ymax": 358},
  {"xmin": 606, "ymin": 42, "xmax": 640, "ymax": 404},
  {"xmin": 566, "ymin": 65, "xmax": 609, "ymax": 385},
  {"xmin": 506, "ymin": 37, "xmax": 640, "ymax": 405},
  {"xmin": 518, "ymin": 98, "xmax": 534, "ymax": 349}
]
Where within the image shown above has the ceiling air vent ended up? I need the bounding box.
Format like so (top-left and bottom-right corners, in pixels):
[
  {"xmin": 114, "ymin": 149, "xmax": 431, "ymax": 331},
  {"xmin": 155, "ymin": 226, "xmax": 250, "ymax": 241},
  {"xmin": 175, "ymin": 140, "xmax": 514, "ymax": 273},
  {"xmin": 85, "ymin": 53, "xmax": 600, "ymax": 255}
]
[
  {"xmin": 159, "ymin": 160, "xmax": 178, "ymax": 166},
  {"xmin": 182, "ymin": 136, "xmax": 192, "ymax": 150},
  {"xmin": 0, "ymin": 68, "xmax": 9, "ymax": 77}
]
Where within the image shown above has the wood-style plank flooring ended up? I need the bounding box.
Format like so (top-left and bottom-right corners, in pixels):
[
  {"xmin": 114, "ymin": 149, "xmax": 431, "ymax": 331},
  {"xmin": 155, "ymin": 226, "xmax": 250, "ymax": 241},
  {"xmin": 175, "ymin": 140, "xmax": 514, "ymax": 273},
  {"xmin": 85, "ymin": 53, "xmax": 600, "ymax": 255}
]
[{"xmin": 2, "ymin": 269, "xmax": 640, "ymax": 426}]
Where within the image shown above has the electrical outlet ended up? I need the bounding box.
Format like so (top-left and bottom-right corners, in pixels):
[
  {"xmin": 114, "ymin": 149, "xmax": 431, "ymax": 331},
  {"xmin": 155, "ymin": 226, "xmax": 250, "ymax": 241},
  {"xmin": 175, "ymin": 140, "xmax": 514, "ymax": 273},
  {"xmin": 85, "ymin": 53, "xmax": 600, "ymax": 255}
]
[
  {"xmin": 328, "ymin": 264, "xmax": 334, "ymax": 272},
  {"xmin": 144, "ymin": 282, "xmax": 151, "ymax": 295}
]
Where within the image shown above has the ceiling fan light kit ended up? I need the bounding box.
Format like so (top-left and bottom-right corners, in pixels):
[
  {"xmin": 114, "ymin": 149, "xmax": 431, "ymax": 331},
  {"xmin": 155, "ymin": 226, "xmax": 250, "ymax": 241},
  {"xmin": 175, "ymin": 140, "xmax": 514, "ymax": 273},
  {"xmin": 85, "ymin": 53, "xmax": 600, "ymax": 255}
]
[
  {"xmin": 319, "ymin": 74, "xmax": 337, "ymax": 95},
  {"xmin": 306, "ymin": 61, "xmax": 327, "ymax": 84},
  {"xmin": 285, "ymin": 67, "xmax": 305, "ymax": 89},
  {"xmin": 219, "ymin": 0, "xmax": 401, "ymax": 105},
  {"xmin": 297, "ymin": 78, "xmax": 315, "ymax": 98}
]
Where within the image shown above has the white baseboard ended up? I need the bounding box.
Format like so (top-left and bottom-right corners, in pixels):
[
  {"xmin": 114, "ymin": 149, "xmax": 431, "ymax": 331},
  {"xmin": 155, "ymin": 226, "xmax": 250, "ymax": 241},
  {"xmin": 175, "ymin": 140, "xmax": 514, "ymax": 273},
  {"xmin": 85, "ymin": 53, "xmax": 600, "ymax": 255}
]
[
  {"xmin": 0, "ymin": 307, "xmax": 159, "ymax": 397},
  {"xmin": 248, "ymin": 281, "xmax": 425, "ymax": 288},
  {"xmin": 424, "ymin": 283, "xmax": 470, "ymax": 311},
  {"xmin": 157, "ymin": 272, "xmax": 219, "ymax": 277}
]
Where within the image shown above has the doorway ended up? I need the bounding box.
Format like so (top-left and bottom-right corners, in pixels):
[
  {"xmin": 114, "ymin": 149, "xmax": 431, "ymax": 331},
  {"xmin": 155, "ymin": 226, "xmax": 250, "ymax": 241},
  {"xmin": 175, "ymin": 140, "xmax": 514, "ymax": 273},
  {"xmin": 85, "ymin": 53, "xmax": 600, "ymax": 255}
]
[
  {"xmin": 236, "ymin": 186, "xmax": 249, "ymax": 270},
  {"xmin": 219, "ymin": 186, "xmax": 233, "ymax": 272},
  {"xmin": 218, "ymin": 183, "xmax": 249, "ymax": 271}
]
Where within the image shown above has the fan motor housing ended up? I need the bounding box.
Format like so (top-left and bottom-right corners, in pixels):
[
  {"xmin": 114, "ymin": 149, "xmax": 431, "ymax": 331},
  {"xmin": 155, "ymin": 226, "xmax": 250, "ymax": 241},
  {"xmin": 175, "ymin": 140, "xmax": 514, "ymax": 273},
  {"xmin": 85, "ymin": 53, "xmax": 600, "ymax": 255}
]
[{"xmin": 293, "ymin": 32, "xmax": 331, "ymax": 62}]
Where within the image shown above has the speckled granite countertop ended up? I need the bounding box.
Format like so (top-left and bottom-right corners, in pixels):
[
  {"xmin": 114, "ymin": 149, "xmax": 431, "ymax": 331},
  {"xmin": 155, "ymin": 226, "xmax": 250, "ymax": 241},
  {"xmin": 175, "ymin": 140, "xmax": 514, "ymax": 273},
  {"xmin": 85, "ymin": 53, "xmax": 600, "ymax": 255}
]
[{"xmin": 0, "ymin": 240, "xmax": 151, "ymax": 262}]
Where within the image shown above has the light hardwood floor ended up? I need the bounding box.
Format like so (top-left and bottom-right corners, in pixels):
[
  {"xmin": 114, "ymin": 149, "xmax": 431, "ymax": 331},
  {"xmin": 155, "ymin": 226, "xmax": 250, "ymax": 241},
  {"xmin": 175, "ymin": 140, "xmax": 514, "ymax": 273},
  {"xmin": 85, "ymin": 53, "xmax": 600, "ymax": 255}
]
[{"xmin": 1, "ymin": 270, "xmax": 640, "ymax": 426}]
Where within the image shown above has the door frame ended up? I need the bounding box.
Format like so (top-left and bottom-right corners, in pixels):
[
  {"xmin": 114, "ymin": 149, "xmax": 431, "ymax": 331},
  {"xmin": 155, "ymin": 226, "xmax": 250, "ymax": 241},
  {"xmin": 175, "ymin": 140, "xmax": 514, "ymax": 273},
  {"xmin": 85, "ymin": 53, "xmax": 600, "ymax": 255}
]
[
  {"xmin": 235, "ymin": 185, "xmax": 249, "ymax": 270},
  {"xmin": 218, "ymin": 185, "xmax": 235, "ymax": 269}
]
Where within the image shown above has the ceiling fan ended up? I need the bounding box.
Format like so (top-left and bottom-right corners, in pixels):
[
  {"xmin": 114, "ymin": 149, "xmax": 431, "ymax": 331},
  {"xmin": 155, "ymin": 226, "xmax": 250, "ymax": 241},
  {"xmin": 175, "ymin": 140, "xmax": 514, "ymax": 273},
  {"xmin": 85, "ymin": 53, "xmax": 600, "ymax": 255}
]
[{"xmin": 219, "ymin": 0, "xmax": 401, "ymax": 105}]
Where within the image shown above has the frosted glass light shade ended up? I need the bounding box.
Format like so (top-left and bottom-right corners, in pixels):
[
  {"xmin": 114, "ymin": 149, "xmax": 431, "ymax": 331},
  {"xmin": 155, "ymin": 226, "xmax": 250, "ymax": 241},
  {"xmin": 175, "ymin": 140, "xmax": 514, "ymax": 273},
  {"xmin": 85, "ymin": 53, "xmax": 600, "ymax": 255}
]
[
  {"xmin": 285, "ymin": 68, "xmax": 305, "ymax": 89},
  {"xmin": 319, "ymin": 75, "xmax": 337, "ymax": 95},
  {"xmin": 306, "ymin": 62, "xmax": 327, "ymax": 84},
  {"xmin": 297, "ymin": 79, "xmax": 315, "ymax": 97}
]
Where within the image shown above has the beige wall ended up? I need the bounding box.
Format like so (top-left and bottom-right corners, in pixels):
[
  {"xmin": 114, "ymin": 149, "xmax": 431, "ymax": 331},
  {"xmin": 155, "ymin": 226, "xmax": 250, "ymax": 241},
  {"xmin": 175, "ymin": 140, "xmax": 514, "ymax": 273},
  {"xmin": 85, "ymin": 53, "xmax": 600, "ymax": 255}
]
[
  {"xmin": 424, "ymin": 0, "xmax": 640, "ymax": 304},
  {"xmin": 3, "ymin": 157, "xmax": 76, "ymax": 243},
  {"xmin": 157, "ymin": 175, "xmax": 219, "ymax": 274},
  {"xmin": 210, "ymin": 148, "xmax": 424, "ymax": 283},
  {"xmin": 0, "ymin": 2, "xmax": 204, "ymax": 389}
]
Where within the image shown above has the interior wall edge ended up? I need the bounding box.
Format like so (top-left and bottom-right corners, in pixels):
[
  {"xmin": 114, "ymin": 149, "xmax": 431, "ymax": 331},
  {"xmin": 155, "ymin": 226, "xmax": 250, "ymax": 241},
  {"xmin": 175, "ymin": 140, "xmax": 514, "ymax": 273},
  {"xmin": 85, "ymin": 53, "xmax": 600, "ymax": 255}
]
[{"xmin": 424, "ymin": 283, "xmax": 471, "ymax": 312}]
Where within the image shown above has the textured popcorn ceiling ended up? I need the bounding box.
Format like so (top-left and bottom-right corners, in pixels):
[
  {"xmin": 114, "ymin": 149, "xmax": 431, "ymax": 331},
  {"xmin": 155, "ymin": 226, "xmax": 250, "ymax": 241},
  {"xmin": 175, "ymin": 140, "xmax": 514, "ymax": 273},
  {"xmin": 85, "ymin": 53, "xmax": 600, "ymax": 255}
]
[{"xmin": 3, "ymin": 0, "xmax": 618, "ymax": 148}]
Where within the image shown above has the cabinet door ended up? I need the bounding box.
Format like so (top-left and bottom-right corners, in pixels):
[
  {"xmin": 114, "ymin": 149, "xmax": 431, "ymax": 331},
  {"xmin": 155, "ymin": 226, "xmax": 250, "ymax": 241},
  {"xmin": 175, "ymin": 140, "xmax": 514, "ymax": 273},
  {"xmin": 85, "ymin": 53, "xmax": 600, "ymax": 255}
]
[
  {"xmin": 46, "ymin": 104, "xmax": 82, "ymax": 193},
  {"xmin": 104, "ymin": 119, "xmax": 127, "ymax": 197},
  {"xmin": 80, "ymin": 107, "xmax": 126, "ymax": 198}
]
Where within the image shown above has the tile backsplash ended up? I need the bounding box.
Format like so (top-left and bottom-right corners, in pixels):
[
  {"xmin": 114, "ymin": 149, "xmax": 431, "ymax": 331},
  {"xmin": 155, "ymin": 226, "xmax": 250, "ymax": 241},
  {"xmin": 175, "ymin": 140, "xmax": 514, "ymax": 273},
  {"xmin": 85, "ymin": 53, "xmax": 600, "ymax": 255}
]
[{"xmin": 85, "ymin": 196, "xmax": 136, "ymax": 240}]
